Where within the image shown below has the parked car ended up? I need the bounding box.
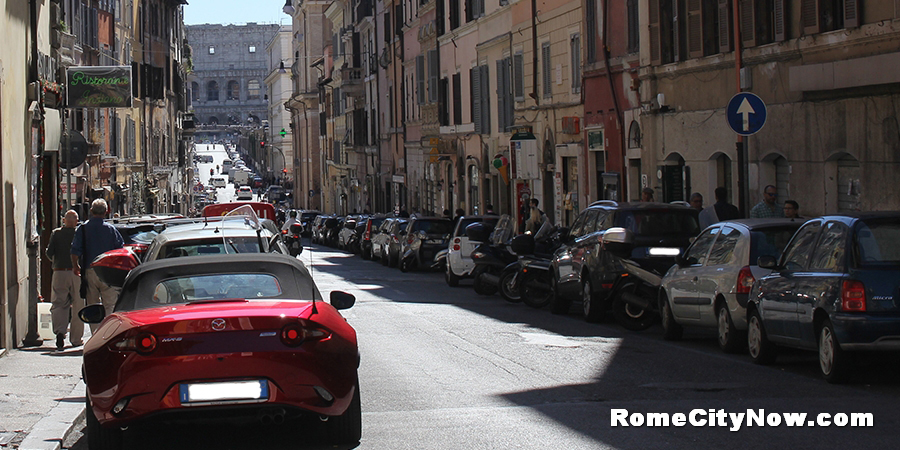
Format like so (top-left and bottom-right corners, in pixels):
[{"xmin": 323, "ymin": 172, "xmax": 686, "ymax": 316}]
[
  {"xmin": 264, "ymin": 185, "xmax": 285, "ymax": 204},
  {"xmin": 142, "ymin": 214, "xmax": 287, "ymax": 262},
  {"xmin": 359, "ymin": 216, "xmax": 387, "ymax": 260},
  {"xmin": 337, "ymin": 216, "xmax": 361, "ymax": 250},
  {"xmin": 371, "ymin": 218, "xmax": 397, "ymax": 263},
  {"xmin": 399, "ymin": 216, "xmax": 454, "ymax": 272},
  {"xmin": 376, "ymin": 218, "xmax": 409, "ymax": 267},
  {"xmin": 445, "ymin": 215, "xmax": 500, "ymax": 286},
  {"xmin": 79, "ymin": 254, "xmax": 360, "ymax": 447},
  {"xmin": 550, "ymin": 201, "xmax": 700, "ymax": 323},
  {"xmin": 210, "ymin": 176, "xmax": 227, "ymax": 188},
  {"xmin": 299, "ymin": 210, "xmax": 322, "ymax": 237},
  {"xmin": 659, "ymin": 218, "xmax": 803, "ymax": 352},
  {"xmin": 311, "ymin": 215, "xmax": 332, "ymax": 244},
  {"xmin": 747, "ymin": 213, "xmax": 900, "ymax": 383}
]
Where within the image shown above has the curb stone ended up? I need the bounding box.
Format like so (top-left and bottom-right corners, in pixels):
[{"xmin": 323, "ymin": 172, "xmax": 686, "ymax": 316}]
[{"xmin": 17, "ymin": 380, "xmax": 85, "ymax": 450}]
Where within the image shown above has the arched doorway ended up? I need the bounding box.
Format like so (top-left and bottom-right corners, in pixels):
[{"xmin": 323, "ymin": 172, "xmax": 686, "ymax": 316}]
[
  {"xmin": 712, "ymin": 152, "xmax": 733, "ymax": 203},
  {"xmin": 226, "ymin": 80, "xmax": 240, "ymax": 100}
]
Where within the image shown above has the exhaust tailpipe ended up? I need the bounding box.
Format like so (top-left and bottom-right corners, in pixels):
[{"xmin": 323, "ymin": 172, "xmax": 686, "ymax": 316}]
[{"xmin": 621, "ymin": 292, "xmax": 651, "ymax": 311}]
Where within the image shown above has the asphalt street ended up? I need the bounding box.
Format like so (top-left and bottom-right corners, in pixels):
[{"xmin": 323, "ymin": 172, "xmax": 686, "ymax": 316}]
[{"xmin": 57, "ymin": 242, "xmax": 900, "ymax": 449}]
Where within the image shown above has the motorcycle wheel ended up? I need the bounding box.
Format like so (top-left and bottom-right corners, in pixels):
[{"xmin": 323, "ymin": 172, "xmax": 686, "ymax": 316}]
[
  {"xmin": 612, "ymin": 282, "xmax": 657, "ymax": 331},
  {"xmin": 498, "ymin": 269, "xmax": 522, "ymax": 303},
  {"xmin": 473, "ymin": 271, "xmax": 498, "ymax": 296},
  {"xmin": 522, "ymin": 272, "xmax": 552, "ymax": 309}
]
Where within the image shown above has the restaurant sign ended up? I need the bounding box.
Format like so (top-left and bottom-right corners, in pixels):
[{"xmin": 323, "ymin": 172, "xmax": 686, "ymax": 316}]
[{"xmin": 66, "ymin": 66, "xmax": 133, "ymax": 108}]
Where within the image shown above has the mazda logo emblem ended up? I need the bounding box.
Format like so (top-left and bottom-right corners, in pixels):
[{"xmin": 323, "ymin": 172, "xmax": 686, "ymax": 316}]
[{"xmin": 211, "ymin": 318, "xmax": 226, "ymax": 331}]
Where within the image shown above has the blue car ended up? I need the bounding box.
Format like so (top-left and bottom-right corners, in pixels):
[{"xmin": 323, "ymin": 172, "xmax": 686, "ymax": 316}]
[{"xmin": 747, "ymin": 213, "xmax": 900, "ymax": 383}]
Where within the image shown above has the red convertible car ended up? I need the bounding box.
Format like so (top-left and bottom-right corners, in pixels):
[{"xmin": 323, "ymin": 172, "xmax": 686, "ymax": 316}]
[{"xmin": 79, "ymin": 254, "xmax": 360, "ymax": 449}]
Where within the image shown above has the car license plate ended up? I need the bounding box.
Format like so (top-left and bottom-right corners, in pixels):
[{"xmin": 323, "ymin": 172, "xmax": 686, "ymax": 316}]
[{"xmin": 179, "ymin": 380, "xmax": 268, "ymax": 405}]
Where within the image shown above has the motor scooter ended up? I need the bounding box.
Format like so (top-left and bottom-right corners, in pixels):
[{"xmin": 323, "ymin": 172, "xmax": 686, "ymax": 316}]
[
  {"xmin": 400, "ymin": 229, "xmax": 450, "ymax": 272},
  {"xmin": 505, "ymin": 221, "xmax": 569, "ymax": 308},
  {"xmin": 468, "ymin": 216, "xmax": 517, "ymax": 296},
  {"xmin": 283, "ymin": 223, "xmax": 304, "ymax": 257},
  {"xmin": 600, "ymin": 227, "xmax": 664, "ymax": 331}
]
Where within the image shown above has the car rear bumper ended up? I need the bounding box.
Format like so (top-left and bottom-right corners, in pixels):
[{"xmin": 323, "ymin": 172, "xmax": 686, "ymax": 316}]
[
  {"xmin": 833, "ymin": 313, "xmax": 900, "ymax": 351},
  {"xmin": 87, "ymin": 350, "xmax": 357, "ymax": 427}
]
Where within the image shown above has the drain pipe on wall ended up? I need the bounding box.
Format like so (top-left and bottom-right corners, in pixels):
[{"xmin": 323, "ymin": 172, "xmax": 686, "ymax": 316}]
[{"xmin": 602, "ymin": 0, "xmax": 626, "ymax": 200}]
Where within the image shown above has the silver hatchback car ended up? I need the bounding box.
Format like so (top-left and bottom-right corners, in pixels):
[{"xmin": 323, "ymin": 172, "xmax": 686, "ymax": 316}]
[{"xmin": 659, "ymin": 219, "xmax": 802, "ymax": 352}]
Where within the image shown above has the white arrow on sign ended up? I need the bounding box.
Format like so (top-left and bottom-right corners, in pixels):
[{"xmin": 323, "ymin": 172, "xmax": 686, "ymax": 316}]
[{"xmin": 737, "ymin": 97, "xmax": 755, "ymax": 132}]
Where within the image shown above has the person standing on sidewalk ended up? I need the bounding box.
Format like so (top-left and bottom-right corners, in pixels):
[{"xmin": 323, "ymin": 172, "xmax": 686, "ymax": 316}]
[
  {"xmin": 750, "ymin": 185, "xmax": 785, "ymax": 218},
  {"xmin": 45, "ymin": 210, "xmax": 84, "ymax": 351},
  {"xmin": 71, "ymin": 199, "xmax": 124, "ymax": 321}
]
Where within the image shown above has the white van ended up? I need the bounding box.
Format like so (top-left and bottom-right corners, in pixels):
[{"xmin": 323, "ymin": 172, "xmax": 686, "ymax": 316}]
[{"xmin": 222, "ymin": 159, "xmax": 233, "ymax": 172}]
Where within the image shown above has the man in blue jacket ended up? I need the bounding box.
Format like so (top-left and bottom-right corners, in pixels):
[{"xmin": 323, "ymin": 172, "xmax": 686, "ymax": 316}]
[{"xmin": 71, "ymin": 199, "xmax": 124, "ymax": 320}]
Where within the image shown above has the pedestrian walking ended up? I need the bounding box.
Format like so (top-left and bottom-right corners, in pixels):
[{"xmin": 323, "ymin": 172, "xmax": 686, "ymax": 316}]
[
  {"xmin": 750, "ymin": 185, "xmax": 785, "ymax": 218},
  {"xmin": 71, "ymin": 199, "xmax": 124, "ymax": 322},
  {"xmin": 45, "ymin": 210, "xmax": 84, "ymax": 351},
  {"xmin": 689, "ymin": 192, "xmax": 704, "ymax": 211},
  {"xmin": 700, "ymin": 187, "xmax": 741, "ymax": 228},
  {"xmin": 485, "ymin": 204, "xmax": 495, "ymax": 214}
]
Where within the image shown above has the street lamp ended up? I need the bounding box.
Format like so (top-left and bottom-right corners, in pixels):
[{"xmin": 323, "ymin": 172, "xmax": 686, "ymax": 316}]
[{"xmin": 282, "ymin": 0, "xmax": 295, "ymax": 15}]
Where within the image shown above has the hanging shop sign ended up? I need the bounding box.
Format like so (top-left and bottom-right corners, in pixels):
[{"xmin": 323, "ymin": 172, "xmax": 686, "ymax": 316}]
[{"xmin": 66, "ymin": 66, "xmax": 133, "ymax": 108}]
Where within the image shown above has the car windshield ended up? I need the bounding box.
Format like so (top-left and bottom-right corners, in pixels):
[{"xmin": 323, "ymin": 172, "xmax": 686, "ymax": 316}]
[
  {"xmin": 750, "ymin": 226, "xmax": 799, "ymax": 264},
  {"xmin": 130, "ymin": 230, "xmax": 159, "ymax": 244},
  {"xmin": 301, "ymin": 213, "xmax": 318, "ymax": 221},
  {"xmin": 855, "ymin": 219, "xmax": 900, "ymax": 266},
  {"xmin": 144, "ymin": 274, "xmax": 283, "ymax": 309},
  {"xmin": 413, "ymin": 220, "xmax": 453, "ymax": 235},
  {"xmin": 615, "ymin": 210, "xmax": 700, "ymax": 236}
]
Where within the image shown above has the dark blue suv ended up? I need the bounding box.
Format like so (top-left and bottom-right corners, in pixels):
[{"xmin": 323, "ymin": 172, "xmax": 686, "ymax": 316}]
[{"xmin": 748, "ymin": 213, "xmax": 900, "ymax": 383}]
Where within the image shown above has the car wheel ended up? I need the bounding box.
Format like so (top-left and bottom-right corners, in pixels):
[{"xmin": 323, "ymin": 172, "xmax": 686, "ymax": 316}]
[
  {"xmin": 660, "ymin": 291, "xmax": 683, "ymax": 341},
  {"xmin": 380, "ymin": 251, "xmax": 389, "ymax": 266},
  {"xmin": 611, "ymin": 282, "xmax": 656, "ymax": 331},
  {"xmin": 498, "ymin": 268, "xmax": 522, "ymax": 303},
  {"xmin": 324, "ymin": 381, "xmax": 362, "ymax": 445},
  {"xmin": 582, "ymin": 277, "xmax": 605, "ymax": 323},
  {"xmin": 399, "ymin": 257, "xmax": 413, "ymax": 272},
  {"xmin": 86, "ymin": 392, "xmax": 123, "ymax": 450},
  {"xmin": 445, "ymin": 264, "xmax": 460, "ymax": 287},
  {"xmin": 361, "ymin": 246, "xmax": 371, "ymax": 260},
  {"xmin": 549, "ymin": 274, "xmax": 571, "ymax": 315},
  {"xmin": 717, "ymin": 301, "xmax": 745, "ymax": 353},
  {"xmin": 819, "ymin": 319, "xmax": 851, "ymax": 384},
  {"xmin": 747, "ymin": 308, "xmax": 777, "ymax": 365}
]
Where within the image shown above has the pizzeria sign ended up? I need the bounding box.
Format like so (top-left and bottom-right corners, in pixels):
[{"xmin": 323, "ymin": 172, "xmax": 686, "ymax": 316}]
[{"xmin": 66, "ymin": 66, "xmax": 133, "ymax": 108}]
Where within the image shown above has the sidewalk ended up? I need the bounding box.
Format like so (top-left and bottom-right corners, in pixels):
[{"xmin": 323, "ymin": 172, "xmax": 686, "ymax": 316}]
[{"xmin": 0, "ymin": 340, "xmax": 86, "ymax": 450}]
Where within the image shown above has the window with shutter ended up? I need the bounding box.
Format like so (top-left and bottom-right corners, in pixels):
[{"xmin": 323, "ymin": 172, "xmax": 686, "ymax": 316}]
[
  {"xmin": 513, "ymin": 53, "xmax": 524, "ymax": 101},
  {"xmin": 453, "ymin": 73, "xmax": 462, "ymax": 125},
  {"xmin": 504, "ymin": 58, "xmax": 513, "ymax": 130},
  {"xmin": 416, "ymin": 55, "xmax": 425, "ymax": 105},
  {"xmin": 541, "ymin": 42, "xmax": 551, "ymax": 98},
  {"xmin": 385, "ymin": 12, "xmax": 391, "ymax": 42},
  {"xmin": 627, "ymin": 0, "xmax": 640, "ymax": 54},
  {"xmin": 740, "ymin": 0, "xmax": 756, "ymax": 47},
  {"xmin": 480, "ymin": 65, "xmax": 491, "ymax": 133},
  {"xmin": 801, "ymin": 0, "xmax": 820, "ymax": 35},
  {"xmin": 586, "ymin": 0, "xmax": 597, "ymax": 62},
  {"xmin": 649, "ymin": 0, "xmax": 662, "ymax": 65},
  {"xmin": 429, "ymin": 50, "xmax": 439, "ymax": 103},
  {"xmin": 718, "ymin": 0, "xmax": 732, "ymax": 53},
  {"xmin": 496, "ymin": 60, "xmax": 506, "ymax": 134},
  {"xmin": 571, "ymin": 34, "xmax": 581, "ymax": 93},
  {"xmin": 774, "ymin": 0, "xmax": 787, "ymax": 41},
  {"xmin": 844, "ymin": 0, "xmax": 860, "ymax": 28},
  {"xmin": 472, "ymin": 67, "xmax": 481, "ymax": 133},
  {"xmin": 687, "ymin": 0, "xmax": 703, "ymax": 58},
  {"xmin": 450, "ymin": 0, "xmax": 460, "ymax": 29}
]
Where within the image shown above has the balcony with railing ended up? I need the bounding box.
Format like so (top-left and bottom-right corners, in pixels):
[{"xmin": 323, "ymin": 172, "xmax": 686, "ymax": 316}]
[{"xmin": 340, "ymin": 67, "xmax": 365, "ymax": 97}]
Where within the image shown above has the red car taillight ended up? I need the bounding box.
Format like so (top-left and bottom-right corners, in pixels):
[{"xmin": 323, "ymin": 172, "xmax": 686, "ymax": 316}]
[
  {"xmin": 841, "ymin": 280, "xmax": 866, "ymax": 312},
  {"xmin": 364, "ymin": 223, "xmax": 372, "ymax": 241},
  {"xmin": 280, "ymin": 322, "xmax": 330, "ymax": 347},
  {"xmin": 453, "ymin": 245, "xmax": 461, "ymax": 251},
  {"xmin": 736, "ymin": 266, "xmax": 755, "ymax": 294},
  {"xmin": 113, "ymin": 332, "xmax": 158, "ymax": 354},
  {"xmin": 391, "ymin": 235, "xmax": 399, "ymax": 243},
  {"xmin": 125, "ymin": 243, "xmax": 149, "ymax": 255},
  {"xmin": 453, "ymin": 238, "xmax": 461, "ymax": 251}
]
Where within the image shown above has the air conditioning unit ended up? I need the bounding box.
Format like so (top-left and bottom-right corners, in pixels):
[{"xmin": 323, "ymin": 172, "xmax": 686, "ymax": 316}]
[{"xmin": 561, "ymin": 116, "xmax": 580, "ymax": 134}]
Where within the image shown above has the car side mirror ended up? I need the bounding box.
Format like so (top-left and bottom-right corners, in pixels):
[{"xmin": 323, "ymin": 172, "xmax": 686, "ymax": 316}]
[
  {"xmin": 757, "ymin": 255, "xmax": 778, "ymax": 270},
  {"xmin": 330, "ymin": 291, "xmax": 356, "ymax": 310},
  {"xmin": 79, "ymin": 304, "xmax": 106, "ymax": 324}
]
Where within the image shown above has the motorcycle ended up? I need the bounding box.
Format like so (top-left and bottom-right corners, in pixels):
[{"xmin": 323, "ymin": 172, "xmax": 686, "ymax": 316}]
[
  {"xmin": 601, "ymin": 227, "xmax": 664, "ymax": 331},
  {"xmin": 468, "ymin": 216, "xmax": 517, "ymax": 296},
  {"xmin": 283, "ymin": 223, "xmax": 304, "ymax": 257},
  {"xmin": 505, "ymin": 221, "xmax": 569, "ymax": 308}
]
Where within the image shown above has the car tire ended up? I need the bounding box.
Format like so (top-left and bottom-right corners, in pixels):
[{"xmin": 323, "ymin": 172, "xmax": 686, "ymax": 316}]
[
  {"xmin": 717, "ymin": 301, "xmax": 745, "ymax": 354},
  {"xmin": 747, "ymin": 308, "xmax": 777, "ymax": 365},
  {"xmin": 86, "ymin": 392, "xmax": 123, "ymax": 450},
  {"xmin": 380, "ymin": 251, "xmax": 389, "ymax": 266},
  {"xmin": 611, "ymin": 282, "xmax": 656, "ymax": 331},
  {"xmin": 498, "ymin": 268, "xmax": 522, "ymax": 303},
  {"xmin": 582, "ymin": 277, "xmax": 605, "ymax": 323},
  {"xmin": 549, "ymin": 274, "xmax": 571, "ymax": 315},
  {"xmin": 445, "ymin": 265, "xmax": 460, "ymax": 287},
  {"xmin": 660, "ymin": 291, "xmax": 683, "ymax": 341},
  {"xmin": 324, "ymin": 381, "xmax": 362, "ymax": 445},
  {"xmin": 399, "ymin": 257, "xmax": 414, "ymax": 273},
  {"xmin": 819, "ymin": 319, "xmax": 851, "ymax": 384},
  {"xmin": 361, "ymin": 246, "xmax": 371, "ymax": 260}
]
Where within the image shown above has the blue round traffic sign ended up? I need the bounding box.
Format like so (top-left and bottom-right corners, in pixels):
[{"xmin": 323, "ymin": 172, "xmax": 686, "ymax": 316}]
[{"xmin": 726, "ymin": 92, "xmax": 767, "ymax": 136}]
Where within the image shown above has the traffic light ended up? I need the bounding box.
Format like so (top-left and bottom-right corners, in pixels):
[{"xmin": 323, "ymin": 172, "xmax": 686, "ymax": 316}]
[
  {"xmin": 279, "ymin": 128, "xmax": 287, "ymax": 137},
  {"xmin": 282, "ymin": 169, "xmax": 288, "ymax": 174},
  {"xmin": 260, "ymin": 140, "xmax": 266, "ymax": 148}
]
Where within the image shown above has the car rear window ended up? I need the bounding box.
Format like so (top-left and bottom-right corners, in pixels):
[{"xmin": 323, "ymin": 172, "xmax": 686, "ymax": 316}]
[
  {"xmin": 615, "ymin": 210, "xmax": 700, "ymax": 236},
  {"xmin": 413, "ymin": 220, "xmax": 453, "ymax": 235},
  {"xmin": 160, "ymin": 238, "xmax": 262, "ymax": 258},
  {"xmin": 750, "ymin": 226, "xmax": 799, "ymax": 264},
  {"xmin": 855, "ymin": 219, "xmax": 900, "ymax": 266},
  {"xmin": 146, "ymin": 274, "xmax": 283, "ymax": 309}
]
